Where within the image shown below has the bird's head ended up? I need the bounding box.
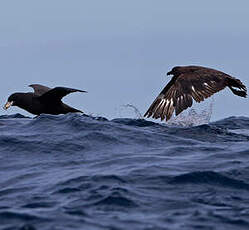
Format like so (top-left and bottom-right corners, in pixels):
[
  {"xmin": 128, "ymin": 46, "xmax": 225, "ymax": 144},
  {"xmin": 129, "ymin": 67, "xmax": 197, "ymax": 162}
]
[
  {"xmin": 167, "ymin": 66, "xmax": 199, "ymax": 76},
  {"xmin": 167, "ymin": 66, "xmax": 181, "ymax": 76},
  {"xmin": 3, "ymin": 93, "xmax": 20, "ymax": 110}
]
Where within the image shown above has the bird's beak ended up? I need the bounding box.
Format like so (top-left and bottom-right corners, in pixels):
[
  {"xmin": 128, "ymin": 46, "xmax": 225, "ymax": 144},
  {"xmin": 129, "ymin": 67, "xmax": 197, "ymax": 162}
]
[
  {"xmin": 3, "ymin": 101, "xmax": 13, "ymax": 110},
  {"xmin": 167, "ymin": 71, "xmax": 172, "ymax": 76}
]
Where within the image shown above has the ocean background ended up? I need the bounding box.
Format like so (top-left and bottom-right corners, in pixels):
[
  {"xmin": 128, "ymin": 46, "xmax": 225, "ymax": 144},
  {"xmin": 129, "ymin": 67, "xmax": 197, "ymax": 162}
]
[
  {"xmin": 1, "ymin": 1, "xmax": 249, "ymax": 229},
  {"xmin": 0, "ymin": 106, "xmax": 249, "ymax": 230}
]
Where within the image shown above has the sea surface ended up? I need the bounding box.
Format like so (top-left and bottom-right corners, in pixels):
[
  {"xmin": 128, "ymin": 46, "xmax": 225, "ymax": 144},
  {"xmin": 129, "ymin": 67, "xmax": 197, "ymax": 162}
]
[{"xmin": 0, "ymin": 113, "xmax": 249, "ymax": 230}]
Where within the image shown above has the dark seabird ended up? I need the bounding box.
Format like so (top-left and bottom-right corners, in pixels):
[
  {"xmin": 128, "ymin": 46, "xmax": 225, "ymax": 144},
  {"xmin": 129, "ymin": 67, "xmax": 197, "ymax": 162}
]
[
  {"xmin": 144, "ymin": 66, "xmax": 247, "ymax": 122},
  {"xmin": 4, "ymin": 84, "xmax": 87, "ymax": 115}
]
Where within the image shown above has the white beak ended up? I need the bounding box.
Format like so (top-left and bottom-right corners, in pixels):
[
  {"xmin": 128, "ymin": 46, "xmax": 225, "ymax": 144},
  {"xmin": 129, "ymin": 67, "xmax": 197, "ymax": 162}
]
[{"xmin": 3, "ymin": 101, "xmax": 13, "ymax": 110}]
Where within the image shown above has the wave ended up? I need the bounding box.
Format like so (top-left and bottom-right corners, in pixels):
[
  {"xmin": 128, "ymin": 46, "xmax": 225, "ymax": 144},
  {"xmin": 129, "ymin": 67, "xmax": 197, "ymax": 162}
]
[
  {"xmin": 169, "ymin": 171, "xmax": 249, "ymax": 190},
  {"xmin": 1, "ymin": 113, "xmax": 249, "ymax": 229},
  {"xmin": 0, "ymin": 114, "xmax": 249, "ymax": 150}
]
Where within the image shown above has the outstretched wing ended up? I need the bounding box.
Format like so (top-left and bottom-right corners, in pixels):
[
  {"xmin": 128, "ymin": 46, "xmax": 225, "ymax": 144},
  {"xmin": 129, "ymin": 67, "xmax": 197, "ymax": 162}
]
[
  {"xmin": 29, "ymin": 84, "xmax": 51, "ymax": 96},
  {"xmin": 144, "ymin": 68, "xmax": 227, "ymax": 121},
  {"xmin": 40, "ymin": 87, "xmax": 87, "ymax": 102},
  {"xmin": 144, "ymin": 78, "xmax": 177, "ymax": 121}
]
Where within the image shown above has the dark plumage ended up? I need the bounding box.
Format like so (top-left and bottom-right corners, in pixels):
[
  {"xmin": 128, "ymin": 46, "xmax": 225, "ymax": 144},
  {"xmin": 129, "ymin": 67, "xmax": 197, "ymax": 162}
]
[
  {"xmin": 144, "ymin": 65, "xmax": 247, "ymax": 122},
  {"xmin": 4, "ymin": 84, "xmax": 87, "ymax": 115}
]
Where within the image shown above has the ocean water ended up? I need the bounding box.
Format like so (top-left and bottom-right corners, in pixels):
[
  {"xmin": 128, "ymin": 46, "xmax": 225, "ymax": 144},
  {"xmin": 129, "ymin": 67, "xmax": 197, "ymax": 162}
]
[{"xmin": 0, "ymin": 112, "xmax": 249, "ymax": 230}]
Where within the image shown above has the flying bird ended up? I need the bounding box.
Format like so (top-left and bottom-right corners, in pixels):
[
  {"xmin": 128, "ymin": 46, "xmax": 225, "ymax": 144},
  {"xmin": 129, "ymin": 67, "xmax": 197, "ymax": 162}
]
[
  {"xmin": 4, "ymin": 84, "xmax": 87, "ymax": 115},
  {"xmin": 144, "ymin": 66, "xmax": 247, "ymax": 122}
]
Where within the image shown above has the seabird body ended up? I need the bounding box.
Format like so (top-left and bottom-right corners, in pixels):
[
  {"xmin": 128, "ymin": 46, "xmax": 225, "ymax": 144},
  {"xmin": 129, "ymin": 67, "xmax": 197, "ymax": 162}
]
[
  {"xmin": 4, "ymin": 84, "xmax": 86, "ymax": 115},
  {"xmin": 144, "ymin": 65, "xmax": 247, "ymax": 122}
]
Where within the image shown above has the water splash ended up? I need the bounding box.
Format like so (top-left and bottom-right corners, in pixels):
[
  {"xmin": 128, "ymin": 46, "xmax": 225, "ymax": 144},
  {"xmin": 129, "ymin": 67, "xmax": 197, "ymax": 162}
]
[
  {"xmin": 168, "ymin": 98, "xmax": 214, "ymax": 127},
  {"xmin": 116, "ymin": 99, "xmax": 213, "ymax": 127},
  {"xmin": 117, "ymin": 104, "xmax": 143, "ymax": 119}
]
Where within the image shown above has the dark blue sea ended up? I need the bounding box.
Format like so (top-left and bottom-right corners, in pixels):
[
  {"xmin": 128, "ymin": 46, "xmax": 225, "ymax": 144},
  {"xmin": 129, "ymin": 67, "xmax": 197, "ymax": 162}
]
[{"xmin": 0, "ymin": 113, "xmax": 249, "ymax": 230}]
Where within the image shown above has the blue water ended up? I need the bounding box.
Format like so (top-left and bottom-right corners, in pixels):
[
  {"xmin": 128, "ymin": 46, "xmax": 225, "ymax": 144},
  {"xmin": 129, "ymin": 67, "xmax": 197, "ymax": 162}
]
[{"xmin": 0, "ymin": 113, "xmax": 249, "ymax": 230}]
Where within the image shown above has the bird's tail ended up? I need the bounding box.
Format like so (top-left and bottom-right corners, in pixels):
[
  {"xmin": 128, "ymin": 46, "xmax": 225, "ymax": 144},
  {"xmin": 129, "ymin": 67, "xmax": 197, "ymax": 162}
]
[{"xmin": 227, "ymin": 77, "xmax": 247, "ymax": 98}]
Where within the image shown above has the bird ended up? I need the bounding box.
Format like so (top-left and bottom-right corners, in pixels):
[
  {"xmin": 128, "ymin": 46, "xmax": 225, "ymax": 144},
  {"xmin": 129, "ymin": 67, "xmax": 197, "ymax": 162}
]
[
  {"xmin": 144, "ymin": 65, "xmax": 247, "ymax": 122},
  {"xmin": 4, "ymin": 84, "xmax": 87, "ymax": 115}
]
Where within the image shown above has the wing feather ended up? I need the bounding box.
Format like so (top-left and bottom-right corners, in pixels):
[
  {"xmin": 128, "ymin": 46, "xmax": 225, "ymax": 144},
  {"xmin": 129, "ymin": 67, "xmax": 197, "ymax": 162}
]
[
  {"xmin": 29, "ymin": 84, "xmax": 51, "ymax": 96},
  {"xmin": 40, "ymin": 87, "xmax": 87, "ymax": 103}
]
